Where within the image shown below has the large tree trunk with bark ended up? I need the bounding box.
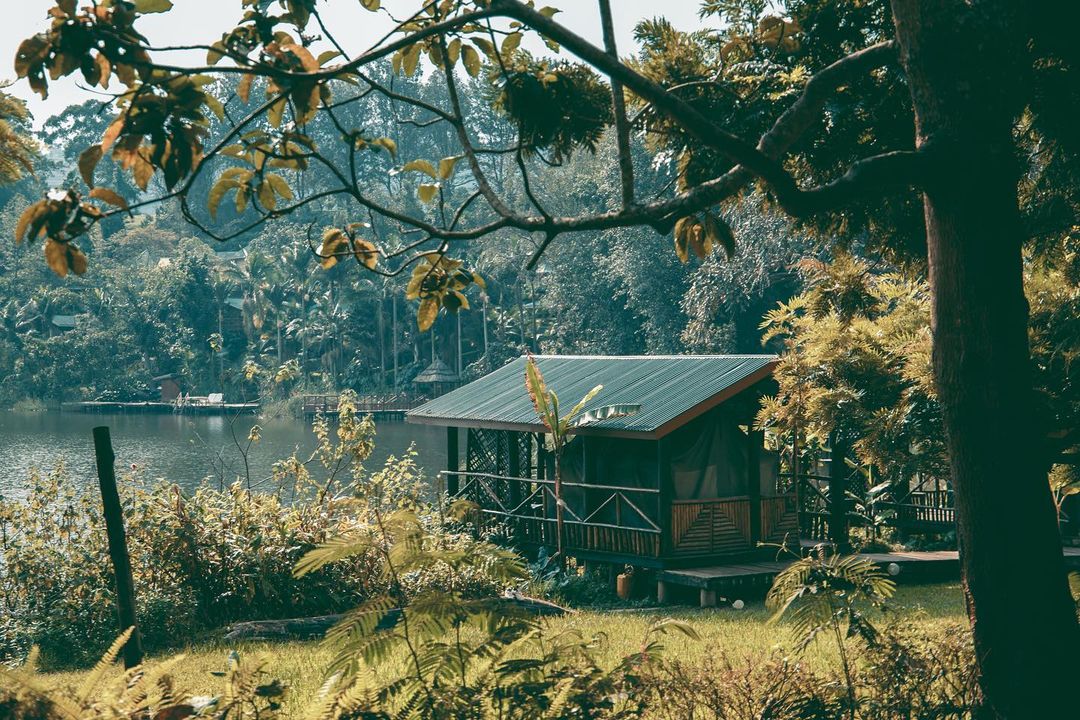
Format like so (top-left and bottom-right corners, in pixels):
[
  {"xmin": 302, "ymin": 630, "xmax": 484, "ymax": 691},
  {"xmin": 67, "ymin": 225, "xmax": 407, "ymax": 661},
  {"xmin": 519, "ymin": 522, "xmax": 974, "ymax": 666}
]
[{"xmin": 892, "ymin": 2, "xmax": 1078, "ymax": 716}]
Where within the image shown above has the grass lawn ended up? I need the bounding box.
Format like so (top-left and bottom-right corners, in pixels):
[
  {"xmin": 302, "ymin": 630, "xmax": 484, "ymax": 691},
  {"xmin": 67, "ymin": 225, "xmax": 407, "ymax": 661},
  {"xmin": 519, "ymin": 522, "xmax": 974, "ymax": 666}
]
[{"xmin": 43, "ymin": 583, "xmax": 968, "ymax": 715}]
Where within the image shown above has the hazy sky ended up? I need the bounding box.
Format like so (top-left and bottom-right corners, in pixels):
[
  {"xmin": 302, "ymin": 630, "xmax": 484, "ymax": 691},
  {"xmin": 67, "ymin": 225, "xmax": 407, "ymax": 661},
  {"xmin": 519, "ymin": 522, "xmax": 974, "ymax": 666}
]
[{"xmin": 3, "ymin": 1, "xmax": 710, "ymax": 128}]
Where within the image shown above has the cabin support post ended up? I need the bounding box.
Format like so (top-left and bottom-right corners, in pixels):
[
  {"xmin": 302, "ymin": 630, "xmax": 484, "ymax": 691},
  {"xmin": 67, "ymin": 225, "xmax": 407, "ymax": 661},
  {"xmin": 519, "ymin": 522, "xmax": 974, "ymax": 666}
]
[
  {"xmin": 700, "ymin": 588, "xmax": 718, "ymax": 608},
  {"xmin": 657, "ymin": 580, "xmax": 670, "ymax": 604},
  {"xmin": 747, "ymin": 428, "xmax": 763, "ymax": 548},
  {"xmin": 447, "ymin": 426, "xmax": 459, "ymax": 497},
  {"xmin": 508, "ymin": 431, "xmax": 522, "ymax": 509},
  {"xmin": 657, "ymin": 438, "xmax": 672, "ymax": 559},
  {"xmin": 829, "ymin": 433, "xmax": 850, "ymax": 553}
]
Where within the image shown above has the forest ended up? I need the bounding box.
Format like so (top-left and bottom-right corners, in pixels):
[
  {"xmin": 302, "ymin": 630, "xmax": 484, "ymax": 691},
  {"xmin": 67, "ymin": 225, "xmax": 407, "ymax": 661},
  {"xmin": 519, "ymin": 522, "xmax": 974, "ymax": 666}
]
[
  {"xmin": 2, "ymin": 0, "xmax": 1079, "ymax": 718},
  {"xmin": 1, "ymin": 74, "xmax": 812, "ymax": 409}
]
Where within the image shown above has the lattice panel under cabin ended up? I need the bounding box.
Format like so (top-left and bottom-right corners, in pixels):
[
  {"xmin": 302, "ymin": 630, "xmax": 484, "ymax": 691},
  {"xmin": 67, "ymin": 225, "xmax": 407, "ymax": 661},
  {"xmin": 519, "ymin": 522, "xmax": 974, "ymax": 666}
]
[{"xmin": 671, "ymin": 499, "xmax": 754, "ymax": 556}]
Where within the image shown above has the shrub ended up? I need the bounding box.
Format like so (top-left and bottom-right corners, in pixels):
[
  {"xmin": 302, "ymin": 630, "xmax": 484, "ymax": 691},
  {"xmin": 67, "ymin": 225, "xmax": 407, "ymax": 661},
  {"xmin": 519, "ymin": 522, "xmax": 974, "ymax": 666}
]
[{"xmin": 0, "ymin": 464, "xmax": 383, "ymax": 668}]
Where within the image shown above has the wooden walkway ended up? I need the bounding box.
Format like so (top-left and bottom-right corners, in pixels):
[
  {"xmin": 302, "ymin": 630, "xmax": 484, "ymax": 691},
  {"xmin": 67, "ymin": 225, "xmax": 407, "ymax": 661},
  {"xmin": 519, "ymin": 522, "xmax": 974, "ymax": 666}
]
[{"xmin": 658, "ymin": 547, "xmax": 1080, "ymax": 606}]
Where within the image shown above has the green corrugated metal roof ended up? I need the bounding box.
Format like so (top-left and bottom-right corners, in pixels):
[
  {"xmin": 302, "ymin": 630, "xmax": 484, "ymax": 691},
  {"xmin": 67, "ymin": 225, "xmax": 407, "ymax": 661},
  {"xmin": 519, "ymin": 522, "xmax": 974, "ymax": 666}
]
[{"xmin": 407, "ymin": 355, "xmax": 777, "ymax": 437}]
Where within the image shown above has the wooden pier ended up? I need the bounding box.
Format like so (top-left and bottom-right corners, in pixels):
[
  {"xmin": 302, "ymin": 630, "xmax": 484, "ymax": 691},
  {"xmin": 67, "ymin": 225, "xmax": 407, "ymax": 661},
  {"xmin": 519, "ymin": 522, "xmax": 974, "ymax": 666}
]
[
  {"xmin": 302, "ymin": 393, "xmax": 423, "ymax": 420},
  {"xmin": 657, "ymin": 546, "xmax": 1080, "ymax": 606},
  {"xmin": 61, "ymin": 401, "xmax": 259, "ymax": 415}
]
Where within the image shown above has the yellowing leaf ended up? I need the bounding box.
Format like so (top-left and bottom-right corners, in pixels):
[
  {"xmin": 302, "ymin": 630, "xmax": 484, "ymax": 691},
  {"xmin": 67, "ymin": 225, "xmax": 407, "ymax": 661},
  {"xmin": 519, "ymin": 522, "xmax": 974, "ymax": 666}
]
[
  {"xmin": 417, "ymin": 297, "xmax": 438, "ymax": 331},
  {"xmin": 89, "ymin": 186, "xmax": 129, "ymax": 211},
  {"xmin": 472, "ymin": 37, "xmax": 496, "ymax": 61},
  {"xmin": 78, "ymin": 144, "xmax": 103, "ymax": 188},
  {"xmin": 237, "ymin": 74, "xmax": 254, "ymax": 103},
  {"xmin": 352, "ymin": 238, "xmax": 378, "ymax": 270},
  {"xmin": 373, "ymin": 137, "xmax": 397, "ymax": 157},
  {"xmin": 402, "ymin": 159, "xmax": 437, "ymax": 178},
  {"xmin": 461, "ymin": 45, "xmax": 481, "ymax": 77},
  {"xmin": 501, "ymin": 32, "xmax": 522, "ymax": 56},
  {"xmin": 268, "ymin": 97, "xmax": 287, "ymax": 128},
  {"xmin": 417, "ymin": 183, "xmax": 439, "ymax": 204},
  {"xmin": 360, "ymin": 0, "xmax": 380, "ymax": 9},
  {"xmin": 318, "ymin": 228, "xmax": 348, "ymax": 269},
  {"xmin": 101, "ymin": 116, "xmax": 124, "ymax": 153},
  {"xmin": 265, "ymin": 174, "xmax": 293, "ymax": 201},
  {"xmin": 44, "ymin": 240, "xmax": 68, "ymax": 277},
  {"xmin": 405, "ymin": 273, "xmax": 423, "ymax": 300},
  {"xmin": 257, "ymin": 180, "xmax": 276, "ymax": 210},
  {"xmin": 438, "ymin": 155, "xmax": 461, "ymax": 180},
  {"xmin": 15, "ymin": 201, "xmax": 47, "ymax": 244},
  {"xmin": 702, "ymin": 211, "xmax": 736, "ymax": 259},
  {"xmin": 673, "ymin": 216, "xmax": 691, "ymax": 263},
  {"xmin": 446, "ymin": 38, "xmax": 461, "ymax": 65},
  {"xmin": 235, "ymin": 185, "xmax": 249, "ymax": 213},
  {"xmin": 402, "ymin": 43, "xmax": 422, "ymax": 77},
  {"xmin": 134, "ymin": 0, "xmax": 173, "ymax": 13},
  {"xmin": 68, "ymin": 244, "xmax": 88, "ymax": 275}
]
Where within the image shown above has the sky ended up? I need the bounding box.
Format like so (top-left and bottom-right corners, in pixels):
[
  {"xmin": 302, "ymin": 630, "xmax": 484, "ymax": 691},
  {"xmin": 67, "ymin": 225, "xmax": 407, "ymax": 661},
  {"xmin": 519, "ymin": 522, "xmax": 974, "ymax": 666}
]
[{"xmin": 2, "ymin": 0, "xmax": 710, "ymax": 129}]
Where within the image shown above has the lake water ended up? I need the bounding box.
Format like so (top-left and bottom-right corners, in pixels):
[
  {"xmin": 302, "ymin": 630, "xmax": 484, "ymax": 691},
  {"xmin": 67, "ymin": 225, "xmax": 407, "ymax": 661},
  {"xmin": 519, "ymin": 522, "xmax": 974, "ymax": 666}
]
[{"xmin": 0, "ymin": 411, "xmax": 448, "ymax": 501}]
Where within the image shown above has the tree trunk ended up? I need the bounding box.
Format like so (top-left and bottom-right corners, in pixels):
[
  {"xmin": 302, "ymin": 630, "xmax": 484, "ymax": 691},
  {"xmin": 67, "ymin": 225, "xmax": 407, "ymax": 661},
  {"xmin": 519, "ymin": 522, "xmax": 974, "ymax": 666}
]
[{"xmin": 892, "ymin": 2, "xmax": 1078, "ymax": 716}]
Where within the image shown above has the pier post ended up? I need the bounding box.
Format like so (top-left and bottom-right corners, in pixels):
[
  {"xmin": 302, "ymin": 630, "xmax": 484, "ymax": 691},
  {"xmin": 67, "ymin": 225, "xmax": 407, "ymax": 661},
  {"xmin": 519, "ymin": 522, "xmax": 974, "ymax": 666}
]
[{"xmin": 92, "ymin": 426, "xmax": 143, "ymax": 669}]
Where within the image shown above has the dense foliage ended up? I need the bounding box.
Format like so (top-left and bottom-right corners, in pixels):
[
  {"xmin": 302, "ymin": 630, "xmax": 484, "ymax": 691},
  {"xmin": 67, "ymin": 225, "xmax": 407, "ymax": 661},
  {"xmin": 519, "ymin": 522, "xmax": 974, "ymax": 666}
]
[
  {"xmin": 758, "ymin": 252, "xmax": 1080, "ymax": 492},
  {"xmin": 0, "ymin": 395, "xmax": 505, "ymax": 669}
]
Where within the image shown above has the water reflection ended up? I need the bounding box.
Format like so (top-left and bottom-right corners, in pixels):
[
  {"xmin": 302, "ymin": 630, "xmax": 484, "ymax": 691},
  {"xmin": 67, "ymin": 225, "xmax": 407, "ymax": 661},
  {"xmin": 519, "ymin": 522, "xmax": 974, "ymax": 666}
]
[{"xmin": 0, "ymin": 411, "xmax": 447, "ymax": 500}]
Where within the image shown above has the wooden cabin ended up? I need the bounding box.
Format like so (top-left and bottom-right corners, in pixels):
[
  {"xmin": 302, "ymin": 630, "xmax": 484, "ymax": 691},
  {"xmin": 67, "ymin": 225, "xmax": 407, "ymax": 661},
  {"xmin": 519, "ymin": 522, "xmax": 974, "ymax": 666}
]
[{"xmin": 407, "ymin": 355, "xmax": 797, "ymax": 569}]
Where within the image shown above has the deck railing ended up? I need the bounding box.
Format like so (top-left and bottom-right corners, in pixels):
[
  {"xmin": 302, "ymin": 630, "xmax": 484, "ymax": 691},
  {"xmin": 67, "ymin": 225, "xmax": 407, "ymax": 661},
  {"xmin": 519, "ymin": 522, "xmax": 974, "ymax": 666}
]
[
  {"xmin": 302, "ymin": 393, "xmax": 424, "ymax": 415},
  {"xmin": 442, "ymin": 470, "xmax": 662, "ymax": 558}
]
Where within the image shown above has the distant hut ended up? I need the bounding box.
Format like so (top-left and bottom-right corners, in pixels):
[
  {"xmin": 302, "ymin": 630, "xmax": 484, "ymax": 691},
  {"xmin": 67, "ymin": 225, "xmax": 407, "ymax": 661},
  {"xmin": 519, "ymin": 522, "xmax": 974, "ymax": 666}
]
[
  {"xmin": 152, "ymin": 373, "xmax": 183, "ymax": 402},
  {"xmin": 223, "ymin": 297, "xmax": 245, "ymax": 336},
  {"xmin": 413, "ymin": 357, "xmax": 460, "ymax": 399},
  {"xmin": 407, "ymin": 355, "xmax": 794, "ymax": 569}
]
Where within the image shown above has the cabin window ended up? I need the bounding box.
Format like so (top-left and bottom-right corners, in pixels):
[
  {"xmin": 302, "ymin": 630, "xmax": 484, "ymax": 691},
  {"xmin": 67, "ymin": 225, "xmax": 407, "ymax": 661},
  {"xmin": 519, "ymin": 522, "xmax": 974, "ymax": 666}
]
[{"xmin": 669, "ymin": 410, "xmax": 749, "ymax": 500}]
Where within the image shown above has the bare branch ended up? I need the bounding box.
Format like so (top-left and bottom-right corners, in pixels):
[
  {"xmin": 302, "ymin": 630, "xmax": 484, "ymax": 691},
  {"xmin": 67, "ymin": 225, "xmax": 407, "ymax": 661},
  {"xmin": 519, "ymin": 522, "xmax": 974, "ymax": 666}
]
[{"xmin": 598, "ymin": 0, "xmax": 635, "ymax": 209}]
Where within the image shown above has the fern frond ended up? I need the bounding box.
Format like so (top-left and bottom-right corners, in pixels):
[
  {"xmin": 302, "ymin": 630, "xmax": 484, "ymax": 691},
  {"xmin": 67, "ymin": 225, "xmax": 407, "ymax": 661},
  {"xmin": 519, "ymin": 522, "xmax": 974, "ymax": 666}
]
[{"xmin": 76, "ymin": 627, "xmax": 134, "ymax": 703}]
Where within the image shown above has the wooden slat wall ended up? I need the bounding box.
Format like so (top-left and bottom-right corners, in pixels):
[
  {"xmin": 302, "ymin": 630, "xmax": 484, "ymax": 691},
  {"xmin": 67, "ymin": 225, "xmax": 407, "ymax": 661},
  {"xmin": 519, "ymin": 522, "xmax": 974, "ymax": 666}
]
[
  {"xmin": 761, "ymin": 495, "xmax": 799, "ymax": 543},
  {"xmin": 671, "ymin": 499, "xmax": 754, "ymax": 556}
]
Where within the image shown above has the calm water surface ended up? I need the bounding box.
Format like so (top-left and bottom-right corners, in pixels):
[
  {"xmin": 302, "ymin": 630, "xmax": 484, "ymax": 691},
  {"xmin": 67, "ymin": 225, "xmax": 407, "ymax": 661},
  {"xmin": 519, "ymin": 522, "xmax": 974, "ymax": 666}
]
[{"xmin": 0, "ymin": 411, "xmax": 447, "ymax": 500}]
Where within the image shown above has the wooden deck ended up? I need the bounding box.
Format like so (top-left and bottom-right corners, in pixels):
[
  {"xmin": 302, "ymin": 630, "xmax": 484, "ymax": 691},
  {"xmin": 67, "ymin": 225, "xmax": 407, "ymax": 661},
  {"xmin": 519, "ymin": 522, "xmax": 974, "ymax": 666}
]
[{"xmin": 658, "ymin": 547, "xmax": 1080, "ymax": 606}]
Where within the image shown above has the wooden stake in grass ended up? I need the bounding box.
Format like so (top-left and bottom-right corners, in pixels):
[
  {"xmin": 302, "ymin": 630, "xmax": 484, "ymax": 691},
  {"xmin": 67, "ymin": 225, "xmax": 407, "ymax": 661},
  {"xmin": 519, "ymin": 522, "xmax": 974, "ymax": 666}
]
[{"xmin": 92, "ymin": 426, "xmax": 143, "ymax": 669}]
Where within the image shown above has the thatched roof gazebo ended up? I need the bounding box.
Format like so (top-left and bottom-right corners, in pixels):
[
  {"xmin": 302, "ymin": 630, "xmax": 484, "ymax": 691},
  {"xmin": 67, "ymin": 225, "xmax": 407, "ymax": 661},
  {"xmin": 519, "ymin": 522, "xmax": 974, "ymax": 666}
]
[{"xmin": 413, "ymin": 357, "xmax": 460, "ymax": 398}]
